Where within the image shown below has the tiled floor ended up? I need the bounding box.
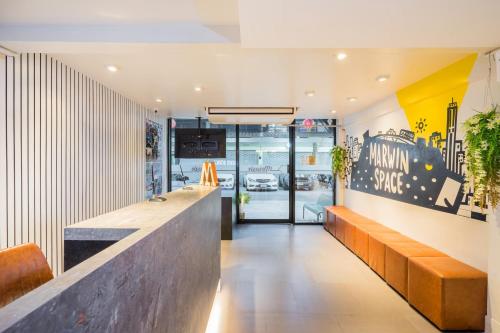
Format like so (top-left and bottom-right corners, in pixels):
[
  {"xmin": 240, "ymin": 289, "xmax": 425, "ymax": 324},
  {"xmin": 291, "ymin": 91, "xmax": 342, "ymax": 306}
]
[{"xmin": 206, "ymin": 224, "xmax": 447, "ymax": 333}]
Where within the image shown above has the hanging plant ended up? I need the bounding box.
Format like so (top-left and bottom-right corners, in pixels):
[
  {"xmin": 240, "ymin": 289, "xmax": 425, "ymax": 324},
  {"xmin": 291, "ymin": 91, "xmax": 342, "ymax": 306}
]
[
  {"xmin": 330, "ymin": 146, "xmax": 349, "ymax": 181},
  {"xmin": 463, "ymin": 104, "xmax": 500, "ymax": 209}
]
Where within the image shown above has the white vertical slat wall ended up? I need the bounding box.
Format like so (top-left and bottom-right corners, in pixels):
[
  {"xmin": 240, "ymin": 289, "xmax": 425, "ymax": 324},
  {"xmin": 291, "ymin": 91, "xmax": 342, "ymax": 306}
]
[{"xmin": 0, "ymin": 53, "xmax": 167, "ymax": 275}]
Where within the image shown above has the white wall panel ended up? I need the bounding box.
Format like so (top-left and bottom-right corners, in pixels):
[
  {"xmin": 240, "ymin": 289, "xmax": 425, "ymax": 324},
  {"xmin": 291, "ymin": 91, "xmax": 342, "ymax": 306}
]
[
  {"xmin": 0, "ymin": 53, "xmax": 166, "ymax": 275},
  {"xmin": 0, "ymin": 55, "xmax": 6, "ymax": 250}
]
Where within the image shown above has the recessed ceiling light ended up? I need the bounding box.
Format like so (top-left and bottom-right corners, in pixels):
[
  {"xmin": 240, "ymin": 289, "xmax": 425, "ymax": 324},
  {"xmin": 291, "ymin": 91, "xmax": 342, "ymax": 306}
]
[
  {"xmin": 336, "ymin": 52, "xmax": 347, "ymax": 61},
  {"xmin": 347, "ymin": 97, "xmax": 357, "ymax": 102},
  {"xmin": 331, "ymin": 110, "xmax": 337, "ymax": 114},
  {"xmin": 106, "ymin": 65, "xmax": 118, "ymax": 72},
  {"xmin": 194, "ymin": 86, "xmax": 203, "ymax": 92},
  {"xmin": 155, "ymin": 98, "xmax": 163, "ymax": 103},
  {"xmin": 376, "ymin": 75, "xmax": 390, "ymax": 83},
  {"xmin": 305, "ymin": 90, "xmax": 315, "ymax": 97}
]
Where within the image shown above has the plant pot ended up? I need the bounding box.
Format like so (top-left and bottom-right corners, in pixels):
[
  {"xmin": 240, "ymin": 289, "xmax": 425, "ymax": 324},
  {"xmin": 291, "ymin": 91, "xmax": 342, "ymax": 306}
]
[{"xmin": 239, "ymin": 203, "xmax": 246, "ymax": 220}]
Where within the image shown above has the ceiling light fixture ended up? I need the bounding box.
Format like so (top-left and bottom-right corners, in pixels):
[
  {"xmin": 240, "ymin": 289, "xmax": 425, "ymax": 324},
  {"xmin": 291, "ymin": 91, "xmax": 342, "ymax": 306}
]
[
  {"xmin": 331, "ymin": 110, "xmax": 337, "ymax": 114},
  {"xmin": 155, "ymin": 98, "xmax": 163, "ymax": 103},
  {"xmin": 336, "ymin": 52, "xmax": 347, "ymax": 61},
  {"xmin": 347, "ymin": 97, "xmax": 357, "ymax": 102},
  {"xmin": 194, "ymin": 86, "xmax": 203, "ymax": 92},
  {"xmin": 376, "ymin": 75, "xmax": 390, "ymax": 83},
  {"xmin": 305, "ymin": 90, "xmax": 315, "ymax": 97},
  {"xmin": 106, "ymin": 65, "xmax": 118, "ymax": 72}
]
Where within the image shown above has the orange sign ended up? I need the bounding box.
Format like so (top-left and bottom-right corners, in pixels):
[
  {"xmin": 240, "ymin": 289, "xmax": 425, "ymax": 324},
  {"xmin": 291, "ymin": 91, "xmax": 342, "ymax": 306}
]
[{"xmin": 199, "ymin": 161, "xmax": 219, "ymax": 187}]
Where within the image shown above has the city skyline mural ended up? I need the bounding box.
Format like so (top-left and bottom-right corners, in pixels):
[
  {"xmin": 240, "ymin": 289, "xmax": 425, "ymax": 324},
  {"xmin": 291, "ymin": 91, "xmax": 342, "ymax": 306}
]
[
  {"xmin": 345, "ymin": 99, "xmax": 486, "ymax": 221},
  {"xmin": 344, "ymin": 54, "xmax": 488, "ymax": 222}
]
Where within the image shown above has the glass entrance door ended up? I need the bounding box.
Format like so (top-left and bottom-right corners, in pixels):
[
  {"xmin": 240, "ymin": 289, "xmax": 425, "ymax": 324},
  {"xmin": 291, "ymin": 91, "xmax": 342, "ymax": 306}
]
[
  {"xmin": 295, "ymin": 119, "xmax": 335, "ymax": 224},
  {"xmin": 238, "ymin": 125, "xmax": 290, "ymax": 222}
]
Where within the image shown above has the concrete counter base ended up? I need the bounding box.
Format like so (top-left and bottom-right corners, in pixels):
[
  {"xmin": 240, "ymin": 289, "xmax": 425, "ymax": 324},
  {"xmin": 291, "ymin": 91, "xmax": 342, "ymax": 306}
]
[{"xmin": 0, "ymin": 186, "xmax": 221, "ymax": 333}]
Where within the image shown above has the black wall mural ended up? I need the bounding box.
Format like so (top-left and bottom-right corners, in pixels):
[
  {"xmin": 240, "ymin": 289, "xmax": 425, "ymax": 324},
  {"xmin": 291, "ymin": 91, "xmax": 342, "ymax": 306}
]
[{"xmin": 346, "ymin": 99, "xmax": 486, "ymax": 221}]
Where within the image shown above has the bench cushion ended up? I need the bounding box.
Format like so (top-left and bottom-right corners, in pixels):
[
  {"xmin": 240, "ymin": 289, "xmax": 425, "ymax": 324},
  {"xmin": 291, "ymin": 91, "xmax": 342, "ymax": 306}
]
[
  {"xmin": 385, "ymin": 243, "xmax": 446, "ymax": 299},
  {"xmin": 408, "ymin": 257, "xmax": 487, "ymax": 331}
]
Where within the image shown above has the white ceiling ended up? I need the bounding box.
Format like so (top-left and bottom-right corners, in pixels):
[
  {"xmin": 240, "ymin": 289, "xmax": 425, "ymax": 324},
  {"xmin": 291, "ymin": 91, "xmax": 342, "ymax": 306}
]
[
  {"xmin": 37, "ymin": 45, "xmax": 471, "ymax": 118},
  {"xmin": 0, "ymin": 0, "xmax": 238, "ymax": 25},
  {"xmin": 239, "ymin": 0, "xmax": 500, "ymax": 48},
  {"xmin": 0, "ymin": 0, "xmax": 496, "ymax": 119}
]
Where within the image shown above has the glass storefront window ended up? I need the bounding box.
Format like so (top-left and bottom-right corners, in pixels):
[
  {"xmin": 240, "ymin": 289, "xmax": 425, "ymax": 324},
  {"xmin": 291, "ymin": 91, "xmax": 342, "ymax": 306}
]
[
  {"xmin": 238, "ymin": 125, "xmax": 290, "ymax": 221},
  {"xmin": 295, "ymin": 119, "xmax": 334, "ymax": 223},
  {"xmin": 168, "ymin": 118, "xmax": 335, "ymax": 224}
]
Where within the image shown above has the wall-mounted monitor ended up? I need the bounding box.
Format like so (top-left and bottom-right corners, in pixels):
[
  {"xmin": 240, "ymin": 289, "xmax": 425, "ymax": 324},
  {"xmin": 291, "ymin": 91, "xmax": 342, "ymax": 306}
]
[{"xmin": 175, "ymin": 128, "xmax": 226, "ymax": 159}]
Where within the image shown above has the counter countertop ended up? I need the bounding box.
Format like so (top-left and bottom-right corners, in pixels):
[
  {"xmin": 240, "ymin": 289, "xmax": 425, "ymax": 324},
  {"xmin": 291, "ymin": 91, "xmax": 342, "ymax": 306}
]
[{"xmin": 65, "ymin": 185, "xmax": 217, "ymax": 241}]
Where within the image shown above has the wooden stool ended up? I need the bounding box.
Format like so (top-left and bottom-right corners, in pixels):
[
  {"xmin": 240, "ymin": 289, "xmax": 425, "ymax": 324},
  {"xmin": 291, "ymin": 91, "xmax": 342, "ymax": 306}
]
[
  {"xmin": 0, "ymin": 243, "xmax": 53, "ymax": 308},
  {"xmin": 385, "ymin": 243, "xmax": 446, "ymax": 299},
  {"xmin": 408, "ymin": 257, "xmax": 487, "ymax": 331}
]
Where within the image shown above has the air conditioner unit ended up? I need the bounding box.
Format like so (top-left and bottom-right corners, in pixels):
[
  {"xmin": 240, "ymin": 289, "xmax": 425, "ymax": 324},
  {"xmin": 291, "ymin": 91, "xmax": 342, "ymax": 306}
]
[{"xmin": 206, "ymin": 107, "xmax": 297, "ymax": 125}]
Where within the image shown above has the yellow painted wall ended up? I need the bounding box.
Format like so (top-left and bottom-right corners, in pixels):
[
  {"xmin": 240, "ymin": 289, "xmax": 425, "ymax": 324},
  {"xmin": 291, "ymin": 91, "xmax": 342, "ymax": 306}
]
[{"xmin": 396, "ymin": 54, "xmax": 477, "ymax": 141}]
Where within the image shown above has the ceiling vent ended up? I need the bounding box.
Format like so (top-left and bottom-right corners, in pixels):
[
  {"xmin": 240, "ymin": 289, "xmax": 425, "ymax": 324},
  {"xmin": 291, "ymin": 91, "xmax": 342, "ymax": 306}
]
[{"xmin": 206, "ymin": 107, "xmax": 297, "ymax": 125}]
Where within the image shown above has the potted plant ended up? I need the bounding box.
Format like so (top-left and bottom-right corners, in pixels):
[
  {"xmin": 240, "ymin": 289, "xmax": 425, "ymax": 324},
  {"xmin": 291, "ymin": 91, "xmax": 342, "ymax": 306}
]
[
  {"xmin": 238, "ymin": 192, "xmax": 251, "ymax": 220},
  {"xmin": 330, "ymin": 146, "xmax": 349, "ymax": 181},
  {"xmin": 463, "ymin": 104, "xmax": 499, "ymax": 210}
]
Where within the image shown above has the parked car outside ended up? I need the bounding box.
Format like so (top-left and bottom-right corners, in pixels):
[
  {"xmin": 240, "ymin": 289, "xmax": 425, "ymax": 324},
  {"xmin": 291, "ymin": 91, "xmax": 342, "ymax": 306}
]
[
  {"xmin": 245, "ymin": 173, "xmax": 279, "ymax": 191},
  {"xmin": 280, "ymin": 174, "xmax": 314, "ymax": 191},
  {"xmin": 295, "ymin": 174, "xmax": 314, "ymax": 191},
  {"xmin": 317, "ymin": 173, "xmax": 333, "ymax": 189},
  {"xmin": 279, "ymin": 174, "xmax": 290, "ymax": 190},
  {"xmin": 174, "ymin": 173, "xmax": 189, "ymax": 182},
  {"xmin": 218, "ymin": 173, "xmax": 235, "ymax": 190}
]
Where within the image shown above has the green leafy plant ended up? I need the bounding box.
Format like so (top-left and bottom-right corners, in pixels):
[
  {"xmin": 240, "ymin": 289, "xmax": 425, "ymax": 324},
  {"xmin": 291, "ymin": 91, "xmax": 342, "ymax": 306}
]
[
  {"xmin": 463, "ymin": 104, "xmax": 500, "ymax": 209},
  {"xmin": 238, "ymin": 192, "xmax": 251, "ymax": 205},
  {"xmin": 330, "ymin": 146, "xmax": 349, "ymax": 180}
]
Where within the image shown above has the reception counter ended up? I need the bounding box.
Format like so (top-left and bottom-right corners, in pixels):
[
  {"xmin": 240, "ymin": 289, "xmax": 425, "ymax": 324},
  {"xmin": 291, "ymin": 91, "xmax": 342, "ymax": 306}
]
[{"xmin": 0, "ymin": 185, "xmax": 221, "ymax": 333}]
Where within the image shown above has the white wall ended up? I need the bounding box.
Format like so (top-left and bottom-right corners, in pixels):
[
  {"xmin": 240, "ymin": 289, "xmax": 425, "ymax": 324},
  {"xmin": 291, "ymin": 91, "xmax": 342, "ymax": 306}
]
[
  {"xmin": 490, "ymin": 208, "xmax": 500, "ymax": 332},
  {"xmin": 338, "ymin": 54, "xmax": 499, "ymax": 331},
  {"xmin": 0, "ymin": 53, "xmax": 167, "ymax": 275}
]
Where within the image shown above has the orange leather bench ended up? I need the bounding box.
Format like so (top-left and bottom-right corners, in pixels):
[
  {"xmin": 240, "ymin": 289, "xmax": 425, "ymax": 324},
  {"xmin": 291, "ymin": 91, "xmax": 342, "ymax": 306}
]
[
  {"xmin": 368, "ymin": 232, "xmax": 417, "ymax": 278},
  {"xmin": 326, "ymin": 206, "xmax": 377, "ymax": 248},
  {"xmin": 385, "ymin": 243, "xmax": 446, "ymax": 299},
  {"xmin": 353, "ymin": 223, "xmax": 396, "ymax": 263},
  {"xmin": 408, "ymin": 257, "xmax": 487, "ymax": 331},
  {"xmin": 325, "ymin": 209, "xmax": 336, "ymax": 235},
  {"xmin": 0, "ymin": 243, "xmax": 54, "ymax": 308},
  {"xmin": 324, "ymin": 206, "xmax": 487, "ymax": 331}
]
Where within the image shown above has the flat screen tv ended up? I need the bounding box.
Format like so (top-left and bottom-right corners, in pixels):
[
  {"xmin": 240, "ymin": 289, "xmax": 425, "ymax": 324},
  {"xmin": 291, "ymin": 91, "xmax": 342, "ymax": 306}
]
[{"xmin": 175, "ymin": 128, "xmax": 226, "ymax": 159}]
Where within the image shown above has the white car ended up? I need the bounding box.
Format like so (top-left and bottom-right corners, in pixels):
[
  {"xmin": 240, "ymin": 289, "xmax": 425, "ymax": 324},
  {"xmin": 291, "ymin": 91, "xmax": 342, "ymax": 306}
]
[
  {"xmin": 245, "ymin": 173, "xmax": 279, "ymax": 191},
  {"xmin": 218, "ymin": 174, "xmax": 234, "ymax": 190}
]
